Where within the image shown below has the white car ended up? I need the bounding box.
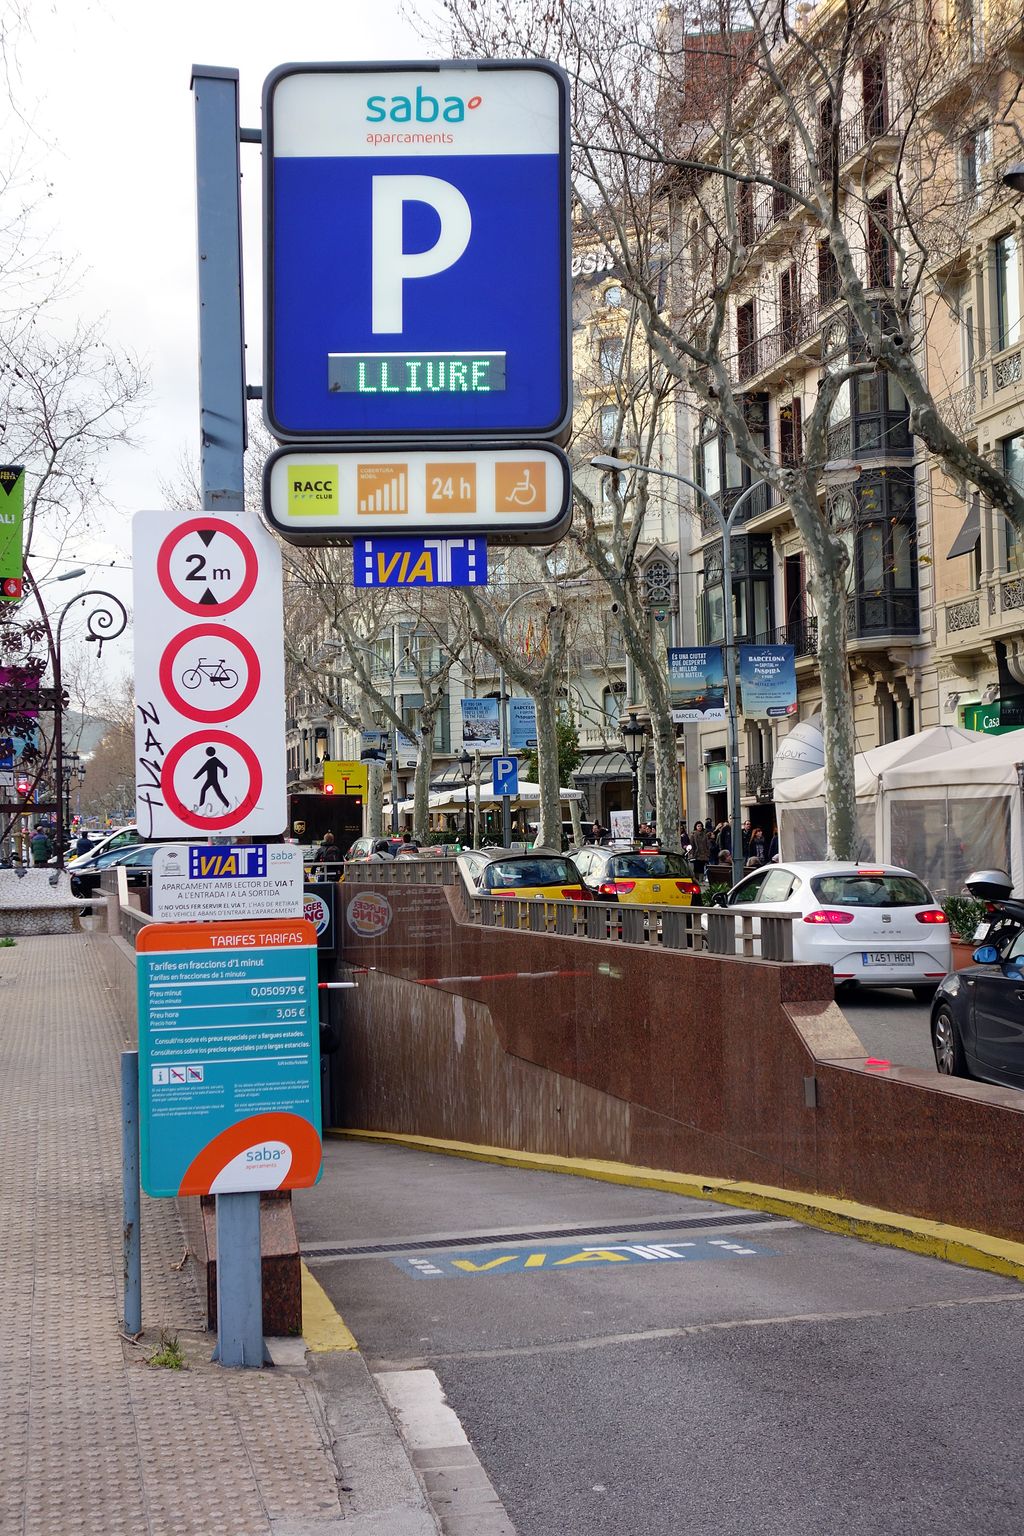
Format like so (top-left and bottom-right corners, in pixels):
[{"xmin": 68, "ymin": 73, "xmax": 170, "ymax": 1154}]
[
  {"xmin": 709, "ymin": 860, "xmax": 951, "ymax": 999},
  {"xmin": 66, "ymin": 825, "xmax": 139, "ymax": 869}
]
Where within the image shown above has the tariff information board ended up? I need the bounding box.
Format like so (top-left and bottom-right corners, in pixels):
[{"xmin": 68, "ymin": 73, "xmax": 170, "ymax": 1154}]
[{"xmin": 137, "ymin": 920, "xmax": 322, "ymax": 1198}]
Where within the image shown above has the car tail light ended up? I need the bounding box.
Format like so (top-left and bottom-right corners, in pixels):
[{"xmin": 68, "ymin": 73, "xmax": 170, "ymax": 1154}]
[
  {"xmin": 804, "ymin": 909, "xmax": 855, "ymax": 924},
  {"xmin": 561, "ymin": 887, "xmax": 587, "ymax": 900},
  {"xmin": 914, "ymin": 909, "xmax": 948, "ymax": 924},
  {"xmin": 599, "ymin": 880, "xmax": 635, "ymax": 895},
  {"xmin": 675, "ymin": 880, "xmax": 702, "ymax": 897}
]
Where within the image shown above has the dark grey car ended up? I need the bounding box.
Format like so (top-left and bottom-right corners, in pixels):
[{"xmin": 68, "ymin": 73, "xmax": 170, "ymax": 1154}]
[{"xmin": 931, "ymin": 874, "xmax": 1024, "ymax": 1088}]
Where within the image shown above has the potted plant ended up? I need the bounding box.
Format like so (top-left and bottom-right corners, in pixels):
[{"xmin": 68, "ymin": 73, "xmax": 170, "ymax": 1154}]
[{"xmin": 942, "ymin": 895, "xmax": 988, "ymax": 970}]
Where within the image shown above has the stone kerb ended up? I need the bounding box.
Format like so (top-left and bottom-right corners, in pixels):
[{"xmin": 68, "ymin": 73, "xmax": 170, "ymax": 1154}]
[{"xmin": 0, "ymin": 868, "xmax": 86, "ymax": 936}]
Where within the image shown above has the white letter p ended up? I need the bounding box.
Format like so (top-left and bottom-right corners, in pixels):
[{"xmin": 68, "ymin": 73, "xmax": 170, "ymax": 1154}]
[{"xmin": 371, "ymin": 176, "xmax": 472, "ymax": 334}]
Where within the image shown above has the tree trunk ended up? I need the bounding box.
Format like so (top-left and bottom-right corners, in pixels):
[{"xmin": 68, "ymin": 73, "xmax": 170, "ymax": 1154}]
[
  {"xmin": 812, "ymin": 566, "xmax": 858, "ymax": 860},
  {"xmin": 366, "ymin": 761, "xmax": 384, "ymax": 838},
  {"xmin": 533, "ymin": 688, "xmax": 563, "ymax": 849},
  {"xmin": 412, "ymin": 740, "xmax": 433, "ymax": 843},
  {"xmin": 628, "ymin": 636, "xmax": 682, "ymax": 852},
  {"xmin": 568, "ymin": 795, "xmax": 583, "ymax": 846}
]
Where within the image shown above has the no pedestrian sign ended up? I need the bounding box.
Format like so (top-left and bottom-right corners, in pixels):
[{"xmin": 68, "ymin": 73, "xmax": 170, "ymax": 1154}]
[{"xmin": 133, "ymin": 511, "xmax": 287, "ymax": 840}]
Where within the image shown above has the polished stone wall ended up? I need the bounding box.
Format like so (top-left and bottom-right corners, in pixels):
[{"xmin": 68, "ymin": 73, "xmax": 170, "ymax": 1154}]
[{"xmin": 336, "ymin": 879, "xmax": 1024, "ymax": 1241}]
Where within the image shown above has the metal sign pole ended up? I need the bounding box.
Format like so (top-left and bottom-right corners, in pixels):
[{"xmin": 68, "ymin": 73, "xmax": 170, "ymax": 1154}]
[
  {"xmin": 192, "ymin": 63, "xmax": 264, "ymax": 1368},
  {"xmin": 121, "ymin": 1050, "xmax": 142, "ymax": 1336}
]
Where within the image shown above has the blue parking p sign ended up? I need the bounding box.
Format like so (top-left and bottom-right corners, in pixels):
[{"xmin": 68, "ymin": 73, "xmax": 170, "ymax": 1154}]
[
  {"xmin": 263, "ymin": 61, "xmax": 570, "ymax": 443},
  {"xmin": 492, "ymin": 756, "xmax": 519, "ymax": 797}
]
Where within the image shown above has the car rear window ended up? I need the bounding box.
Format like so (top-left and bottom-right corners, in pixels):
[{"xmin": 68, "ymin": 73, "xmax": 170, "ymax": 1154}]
[
  {"xmin": 810, "ymin": 874, "xmax": 933, "ymax": 907},
  {"xmin": 608, "ymin": 853, "xmax": 694, "ymax": 879},
  {"xmin": 487, "ymin": 858, "xmax": 576, "ymax": 887}
]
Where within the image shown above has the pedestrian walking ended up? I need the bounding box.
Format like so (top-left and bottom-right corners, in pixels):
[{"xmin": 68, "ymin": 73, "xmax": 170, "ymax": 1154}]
[
  {"xmin": 368, "ymin": 839, "xmax": 394, "ymax": 861},
  {"xmin": 30, "ymin": 826, "xmax": 52, "ymax": 866},
  {"xmin": 748, "ymin": 826, "xmax": 767, "ymax": 865},
  {"xmin": 313, "ymin": 830, "xmax": 343, "ymax": 866},
  {"xmin": 690, "ymin": 820, "xmax": 710, "ymax": 879}
]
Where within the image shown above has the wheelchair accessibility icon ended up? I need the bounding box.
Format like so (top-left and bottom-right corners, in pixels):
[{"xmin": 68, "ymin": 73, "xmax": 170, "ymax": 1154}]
[{"xmin": 495, "ymin": 461, "xmax": 546, "ymax": 513}]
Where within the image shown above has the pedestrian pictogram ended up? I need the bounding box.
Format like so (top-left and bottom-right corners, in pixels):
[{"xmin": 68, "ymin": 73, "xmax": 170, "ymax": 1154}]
[
  {"xmin": 156, "ymin": 517, "xmax": 259, "ymax": 616},
  {"xmin": 161, "ymin": 730, "xmax": 264, "ymax": 832}
]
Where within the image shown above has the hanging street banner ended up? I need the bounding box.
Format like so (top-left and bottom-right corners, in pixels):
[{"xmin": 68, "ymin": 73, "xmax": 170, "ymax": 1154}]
[
  {"xmin": 262, "ymin": 60, "xmax": 570, "ymax": 444},
  {"xmin": 353, "ymin": 535, "xmax": 487, "ymax": 587},
  {"xmin": 136, "ymin": 919, "xmax": 321, "ymax": 1198},
  {"xmin": 0, "ymin": 465, "xmax": 25, "ymax": 601},
  {"xmin": 668, "ymin": 647, "xmax": 726, "ymax": 722},
  {"xmin": 509, "ymin": 697, "xmax": 537, "ymax": 750},
  {"xmin": 262, "ymin": 443, "xmax": 571, "ymax": 546},
  {"xmin": 738, "ymin": 645, "xmax": 798, "ymax": 719},
  {"xmin": 132, "ymin": 510, "xmax": 287, "ymax": 840},
  {"xmin": 460, "ymin": 696, "xmax": 501, "ymax": 751}
]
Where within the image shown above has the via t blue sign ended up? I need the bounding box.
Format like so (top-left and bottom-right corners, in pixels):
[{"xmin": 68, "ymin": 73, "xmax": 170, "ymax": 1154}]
[
  {"xmin": 263, "ymin": 61, "xmax": 570, "ymax": 443},
  {"xmin": 354, "ymin": 536, "xmax": 486, "ymax": 587},
  {"xmin": 492, "ymin": 756, "xmax": 519, "ymax": 797}
]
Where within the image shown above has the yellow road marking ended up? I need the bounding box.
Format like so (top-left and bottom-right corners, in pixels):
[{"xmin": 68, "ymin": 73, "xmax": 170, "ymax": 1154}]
[
  {"xmin": 329, "ymin": 1129, "xmax": 1024, "ymax": 1284},
  {"xmin": 301, "ymin": 1261, "xmax": 358, "ymax": 1352}
]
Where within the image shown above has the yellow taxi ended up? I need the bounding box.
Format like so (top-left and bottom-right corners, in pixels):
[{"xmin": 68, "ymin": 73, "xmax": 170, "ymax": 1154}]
[
  {"xmin": 573, "ymin": 847, "xmax": 703, "ymax": 906},
  {"xmin": 458, "ymin": 849, "xmax": 590, "ymax": 901}
]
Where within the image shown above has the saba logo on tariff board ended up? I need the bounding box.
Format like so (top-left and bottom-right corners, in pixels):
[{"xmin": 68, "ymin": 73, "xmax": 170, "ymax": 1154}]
[{"xmin": 365, "ymin": 87, "xmax": 482, "ymax": 123}]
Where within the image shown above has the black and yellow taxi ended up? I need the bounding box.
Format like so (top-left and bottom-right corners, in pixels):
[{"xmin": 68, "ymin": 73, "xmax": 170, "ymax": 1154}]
[
  {"xmin": 458, "ymin": 848, "xmax": 591, "ymax": 901},
  {"xmin": 573, "ymin": 846, "xmax": 703, "ymax": 906}
]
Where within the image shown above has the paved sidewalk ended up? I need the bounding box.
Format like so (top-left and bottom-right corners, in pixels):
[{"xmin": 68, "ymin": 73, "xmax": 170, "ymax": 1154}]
[{"xmin": 0, "ymin": 933, "xmax": 439, "ymax": 1536}]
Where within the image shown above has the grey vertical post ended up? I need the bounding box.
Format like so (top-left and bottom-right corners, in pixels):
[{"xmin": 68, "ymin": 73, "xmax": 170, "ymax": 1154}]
[
  {"xmin": 192, "ymin": 65, "xmax": 247, "ymax": 512},
  {"xmin": 194, "ymin": 63, "xmax": 265, "ymax": 1367},
  {"xmin": 121, "ymin": 1051, "xmax": 142, "ymax": 1336},
  {"xmin": 214, "ymin": 1192, "xmax": 265, "ymax": 1366},
  {"xmin": 499, "ymin": 660, "xmax": 512, "ymax": 848}
]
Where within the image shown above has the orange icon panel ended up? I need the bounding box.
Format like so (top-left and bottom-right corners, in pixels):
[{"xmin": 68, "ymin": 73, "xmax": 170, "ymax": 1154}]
[
  {"xmin": 426, "ymin": 464, "xmax": 477, "ymax": 513},
  {"xmin": 495, "ymin": 461, "xmax": 546, "ymax": 512}
]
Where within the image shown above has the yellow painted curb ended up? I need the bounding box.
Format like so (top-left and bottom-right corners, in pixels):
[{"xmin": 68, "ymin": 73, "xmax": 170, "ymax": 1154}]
[
  {"xmin": 301, "ymin": 1261, "xmax": 358, "ymax": 1353},
  {"xmin": 328, "ymin": 1127, "xmax": 1024, "ymax": 1284}
]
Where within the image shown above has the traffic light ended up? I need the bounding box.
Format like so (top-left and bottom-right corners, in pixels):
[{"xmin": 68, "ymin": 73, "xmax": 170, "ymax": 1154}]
[{"xmin": 323, "ymin": 782, "xmax": 335, "ymax": 795}]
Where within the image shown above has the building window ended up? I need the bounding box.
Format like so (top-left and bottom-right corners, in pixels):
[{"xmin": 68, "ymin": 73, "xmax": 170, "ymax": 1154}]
[
  {"xmin": 817, "ymin": 96, "xmax": 836, "ymax": 183},
  {"xmin": 862, "ymin": 50, "xmax": 887, "ymax": 136},
  {"xmin": 844, "ymin": 469, "xmax": 919, "ymax": 636},
  {"xmin": 995, "ymin": 233, "xmax": 1021, "ymax": 351},
  {"xmin": 701, "ymin": 536, "xmax": 774, "ymax": 645},
  {"xmin": 867, "ymin": 190, "xmax": 892, "ymax": 288},
  {"xmin": 818, "ymin": 240, "xmax": 841, "ymax": 306},
  {"xmin": 736, "ymin": 299, "xmax": 757, "ymax": 378},
  {"xmin": 598, "ymin": 336, "xmax": 623, "ymax": 381},
  {"xmin": 771, "ymin": 140, "xmax": 792, "ymax": 221},
  {"xmin": 779, "ymin": 397, "xmax": 802, "ymax": 467},
  {"xmin": 1003, "ymin": 433, "xmax": 1024, "ymax": 572},
  {"xmin": 604, "ymin": 284, "xmax": 623, "ymax": 307},
  {"xmin": 960, "ymin": 126, "xmax": 990, "ymax": 206},
  {"xmin": 779, "ymin": 265, "xmax": 799, "ymax": 349},
  {"xmin": 600, "ymin": 404, "xmax": 620, "ymax": 447},
  {"xmin": 737, "ymin": 178, "xmax": 755, "ymax": 245},
  {"xmin": 824, "ymin": 314, "xmax": 910, "ymax": 459}
]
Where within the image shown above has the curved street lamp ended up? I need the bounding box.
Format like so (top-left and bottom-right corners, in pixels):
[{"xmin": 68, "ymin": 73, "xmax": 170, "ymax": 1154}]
[
  {"xmin": 621, "ymin": 711, "xmax": 648, "ymax": 845},
  {"xmin": 25, "ymin": 575, "xmax": 129, "ymax": 870}
]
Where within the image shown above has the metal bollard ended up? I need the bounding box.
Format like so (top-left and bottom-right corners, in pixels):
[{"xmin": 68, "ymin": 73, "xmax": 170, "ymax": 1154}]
[{"xmin": 121, "ymin": 1050, "xmax": 142, "ymax": 1335}]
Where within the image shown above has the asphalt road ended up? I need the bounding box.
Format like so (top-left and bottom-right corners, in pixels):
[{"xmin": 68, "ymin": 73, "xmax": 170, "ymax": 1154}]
[
  {"xmin": 837, "ymin": 984, "xmax": 936, "ymax": 1070},
  {"xmin": 298, "ymin": 1139, "xmax": 1024, "ymax": 1536}
]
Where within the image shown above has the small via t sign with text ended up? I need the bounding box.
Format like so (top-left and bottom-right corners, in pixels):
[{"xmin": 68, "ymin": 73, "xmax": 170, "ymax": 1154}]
[{"xmin": 151, "ymin": 844, "xmax": 304, "ymax": 923}]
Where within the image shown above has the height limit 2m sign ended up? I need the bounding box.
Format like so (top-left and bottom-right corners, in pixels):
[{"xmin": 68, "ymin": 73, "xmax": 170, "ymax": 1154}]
[{"xmin": 133, "ymin": 512, "xmax": 286, "ymax": 839}]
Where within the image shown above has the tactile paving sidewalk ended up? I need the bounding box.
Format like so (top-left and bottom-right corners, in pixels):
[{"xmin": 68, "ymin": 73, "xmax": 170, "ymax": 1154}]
[{"xmin": 0, "ymin": 934, "xmax": 344, "ymax": 1535}]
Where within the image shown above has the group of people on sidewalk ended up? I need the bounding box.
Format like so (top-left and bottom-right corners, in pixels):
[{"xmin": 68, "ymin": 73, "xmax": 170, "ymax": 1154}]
[{"xmin": 584, "ymin": 815, "xmax": 779, "ymax": 886}]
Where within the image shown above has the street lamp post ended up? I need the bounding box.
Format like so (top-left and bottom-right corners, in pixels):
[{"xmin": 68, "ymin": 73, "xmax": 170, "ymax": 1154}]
[
  {"xmin": 621, "ymin": 712, "xmax": 647, "ymax": 845},
  {"xmin": 458, "ymin": 747, "xmax": 473, "ymax": 845},
  {"xmin": 26, "ymin": 575, "xmax": 128, "ymax": 872},
  {"xmin": 592, "ymin": 455, "xmax": 768, "ymax": 877}
]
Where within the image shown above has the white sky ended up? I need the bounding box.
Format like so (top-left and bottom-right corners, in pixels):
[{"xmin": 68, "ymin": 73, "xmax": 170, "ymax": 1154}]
[{"xmin": 11, "ymin": 0, "xmax": 441, "ymax": 681}]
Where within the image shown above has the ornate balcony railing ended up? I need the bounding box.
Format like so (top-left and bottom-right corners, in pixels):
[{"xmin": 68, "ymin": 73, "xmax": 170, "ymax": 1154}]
[{"xmin": 745, "ymin": 762, "xmax": 774, "ymax": 801}]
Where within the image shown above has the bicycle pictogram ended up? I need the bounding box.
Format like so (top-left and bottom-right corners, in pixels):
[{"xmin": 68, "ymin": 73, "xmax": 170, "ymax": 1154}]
[{"xmin": 180, "ymin": 657, "xmax": 240, "ymax": 692}]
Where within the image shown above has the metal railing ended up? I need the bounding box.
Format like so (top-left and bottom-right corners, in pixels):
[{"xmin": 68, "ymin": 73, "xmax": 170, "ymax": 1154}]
[{"xmin": 346, "ymin": 859, "xmax": 797, "ymax": 962}]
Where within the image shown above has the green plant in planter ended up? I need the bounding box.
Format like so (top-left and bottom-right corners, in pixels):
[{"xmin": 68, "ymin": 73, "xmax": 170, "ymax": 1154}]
[{"xmin": 942, "ymin": 895, "xmax": 987, "ymax": 941}]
